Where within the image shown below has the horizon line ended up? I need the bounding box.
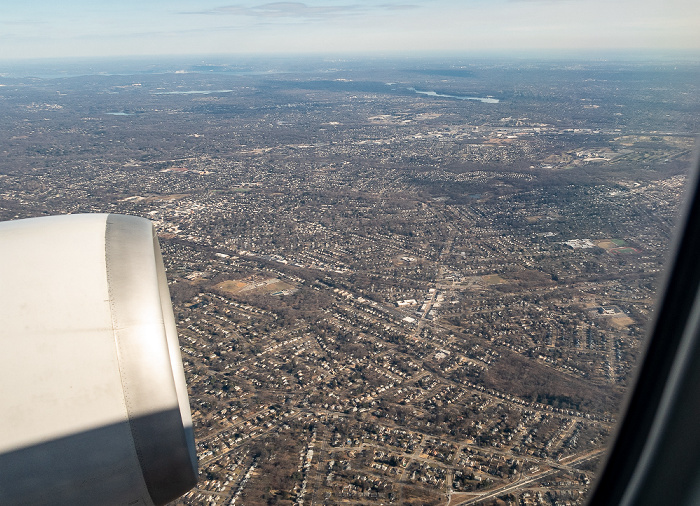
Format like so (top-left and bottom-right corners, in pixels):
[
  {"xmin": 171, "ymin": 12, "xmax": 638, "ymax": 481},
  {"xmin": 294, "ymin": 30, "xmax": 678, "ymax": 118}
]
[{"xmin": 2, "ymin": 48, "xmax": 700, "ymax": 64}]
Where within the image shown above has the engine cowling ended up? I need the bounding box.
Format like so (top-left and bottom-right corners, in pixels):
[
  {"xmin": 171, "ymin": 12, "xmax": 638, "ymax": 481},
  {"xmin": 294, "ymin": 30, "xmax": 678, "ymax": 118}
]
[{"xmin": 0, "ymin": 214, "xmax": 197, "ymax": 505}]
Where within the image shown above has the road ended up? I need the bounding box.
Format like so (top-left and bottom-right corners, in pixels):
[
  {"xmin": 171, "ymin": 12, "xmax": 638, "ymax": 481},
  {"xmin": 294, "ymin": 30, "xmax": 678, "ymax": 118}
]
[{"xmin": 452, "ymin": 449, "xmax": 604, "ymax": 505}]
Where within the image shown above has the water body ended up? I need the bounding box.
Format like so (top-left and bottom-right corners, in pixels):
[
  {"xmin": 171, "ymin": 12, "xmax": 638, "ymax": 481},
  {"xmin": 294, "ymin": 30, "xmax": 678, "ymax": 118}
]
[
  {"xmin": 152, "ymin": 89, "xmax": 234, "ymax": 95},
  {"xmin": 407, "ymin": 87, "xmax": 499, "ymax": 103}
]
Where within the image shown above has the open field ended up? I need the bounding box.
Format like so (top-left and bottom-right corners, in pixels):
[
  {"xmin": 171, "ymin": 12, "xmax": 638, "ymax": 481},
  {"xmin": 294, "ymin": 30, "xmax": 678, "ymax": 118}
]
[{"xmin": 216, "ymin": 278, "xmax": 296, "ymax": 296}]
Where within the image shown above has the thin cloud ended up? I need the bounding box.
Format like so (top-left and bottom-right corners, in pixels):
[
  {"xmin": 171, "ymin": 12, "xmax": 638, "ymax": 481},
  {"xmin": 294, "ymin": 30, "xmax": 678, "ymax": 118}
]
[
  {"xmin": 185, "ymin": 2, "xmax": 420, "ymax": 20},
  {"xmin": 380, "ymin": 4, "xmax": 420, "ymax": 10},
  {"xmin": 189, "ymin": 2, "xmax": 363, "ymax": 19},
  {"xmin": 0, "ymin": 19, "xmax": 49, "ymax": 31}
]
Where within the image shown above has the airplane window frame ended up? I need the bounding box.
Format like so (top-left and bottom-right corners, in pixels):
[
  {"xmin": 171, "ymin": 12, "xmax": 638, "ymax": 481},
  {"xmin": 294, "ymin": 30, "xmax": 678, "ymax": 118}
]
[{"xmin": 587, "ymin": 146, "xmax": 700, "ymax": 505}]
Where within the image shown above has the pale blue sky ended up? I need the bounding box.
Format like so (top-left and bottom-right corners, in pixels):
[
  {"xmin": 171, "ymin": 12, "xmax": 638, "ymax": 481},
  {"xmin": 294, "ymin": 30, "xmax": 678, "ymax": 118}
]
[{"xmin": 2, "ymin": 0, "xmax": 699, "ymax": 60}]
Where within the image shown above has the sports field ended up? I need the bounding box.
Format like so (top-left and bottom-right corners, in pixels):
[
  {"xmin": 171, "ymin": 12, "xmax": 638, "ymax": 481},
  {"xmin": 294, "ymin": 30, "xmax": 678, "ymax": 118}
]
[
  {"xmin": 596, "ymin": 238, "xmax": 627, "ymax": 250},
  {"xmin": 216, "ymin": 278, "xmax": 295, "ymax": 295}
]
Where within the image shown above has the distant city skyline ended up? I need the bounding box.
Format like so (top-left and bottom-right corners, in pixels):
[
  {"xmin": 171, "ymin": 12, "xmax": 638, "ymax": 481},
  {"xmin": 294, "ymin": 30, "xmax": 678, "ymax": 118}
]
[{"xmin": 2, "ymin": 0, "xmax": 699, "ymax": 61}]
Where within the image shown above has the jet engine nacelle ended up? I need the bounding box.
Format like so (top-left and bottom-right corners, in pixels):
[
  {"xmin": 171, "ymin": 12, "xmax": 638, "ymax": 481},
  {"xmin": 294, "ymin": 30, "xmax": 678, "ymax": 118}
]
[{"xmin": 0, "ymin": 214, "xmax": 197, "ymax": 505}]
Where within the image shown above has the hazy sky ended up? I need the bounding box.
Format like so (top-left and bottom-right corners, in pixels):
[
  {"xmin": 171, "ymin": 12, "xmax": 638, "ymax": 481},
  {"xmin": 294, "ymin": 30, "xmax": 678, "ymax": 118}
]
[{"xmin": 2, "ymin": 0, "xmax": 699, "ymax": 60}]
